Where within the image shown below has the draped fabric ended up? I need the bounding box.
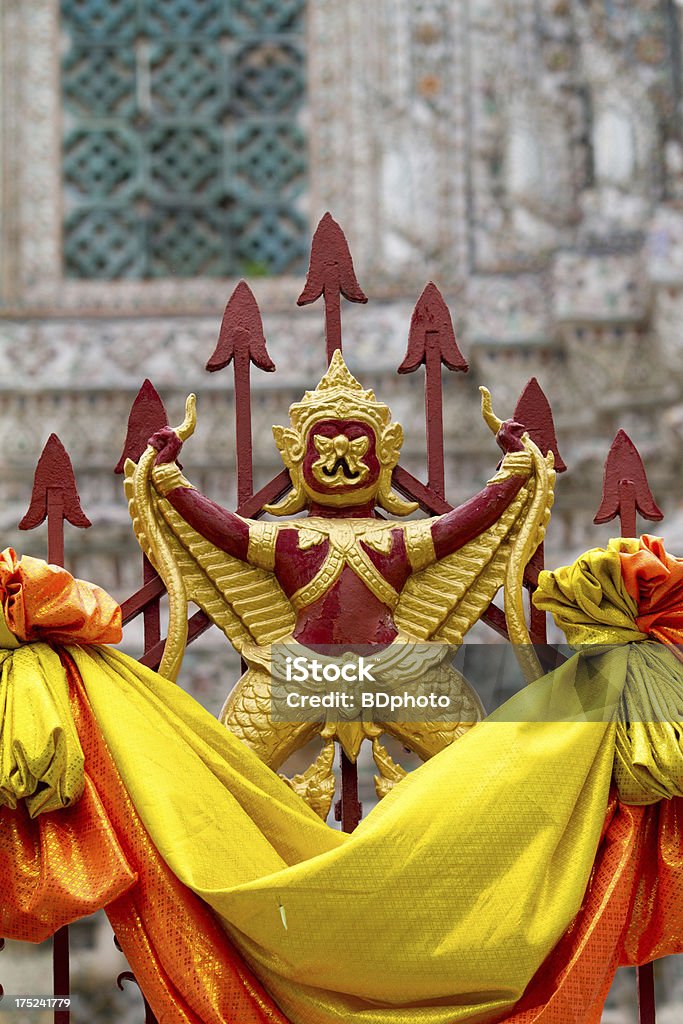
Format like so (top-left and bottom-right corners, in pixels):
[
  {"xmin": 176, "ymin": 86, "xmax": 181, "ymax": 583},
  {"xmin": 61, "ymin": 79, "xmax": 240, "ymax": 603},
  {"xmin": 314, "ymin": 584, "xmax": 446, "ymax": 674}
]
[
  {"xmin": 0, "ymin": 542, "xmax": 682, "ymax": 1024},
  {"xmin": 619, "ymin": 535, "xmax": 683, "ymax": 647},
  {"xmin": 534, "ymin": 538, "xmax": 683, "ymax": 806},
  {"xmin": 0, "ymin": 548, "xmax": 121, "ymax": 647}
]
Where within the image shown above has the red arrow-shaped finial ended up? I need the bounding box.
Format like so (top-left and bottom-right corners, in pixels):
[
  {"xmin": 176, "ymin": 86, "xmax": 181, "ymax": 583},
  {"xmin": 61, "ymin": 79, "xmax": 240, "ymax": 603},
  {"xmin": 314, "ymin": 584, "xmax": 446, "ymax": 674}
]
[
  {"xmin": 396, "ymin": 282, "xmax": 467, "ymax": 499},
  {"xmin": 594, "ymin": 429, "xmax": 663, "ymax": 538},
  {"xmin": 20, "ymin": 434, "xmax": 91, "ymax": 531},
  {"xmin": 206, "ymin": 280, "xmax": 276, "ymax": 373},
  {"xmin": 115, "ymin": 378, "xmax": 169, "ymax": 473},
  {"xmin": 206, "ymin": 282, "xmax": 275, "ymax": 506},
  {"xmin": 115, "ymin": 379, "xmax": 169, "ymax": 653},
  {"xmin": 297, "ymin": 212, "xmax": 367, "ymax": 363},
  {"xmin": 398, "ymin": 282, "xmax": 468, "ymax": 374},
  {"xmin": 512, "ymin": 377, "xmax": 564, "ymax": 648},
  {"xmin": 19, "ymin": 434, "xmax": 91, "ymax": 565},
  {"xmin": 513, "ymin": 377, "xmax": 567, "ymax": 473}
]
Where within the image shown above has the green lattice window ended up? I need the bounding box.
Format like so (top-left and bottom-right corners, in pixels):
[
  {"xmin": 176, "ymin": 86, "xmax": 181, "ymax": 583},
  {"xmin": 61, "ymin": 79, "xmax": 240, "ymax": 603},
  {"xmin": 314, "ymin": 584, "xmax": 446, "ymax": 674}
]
[{"xmin": 60, "ymin": 0, "xmax": 308, "ymax": 279}]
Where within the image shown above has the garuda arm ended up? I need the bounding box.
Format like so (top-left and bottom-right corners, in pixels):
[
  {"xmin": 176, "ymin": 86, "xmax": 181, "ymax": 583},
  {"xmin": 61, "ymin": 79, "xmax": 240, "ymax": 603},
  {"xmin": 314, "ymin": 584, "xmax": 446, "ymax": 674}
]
[
  {"xmin": 429, "ymin": 428, "xmax": 531, "ymax": 562},
  {"xmin": 147, "ymin": 415, "xmax": 530, "ymax": 578},
  {"xmin": 396, "ymin": 388, "xmax": 555, "ymax": 665},
  {"xmin": 124, "ymin": 397, "xmax": 295, "ymax": 682},
  {"xmin": 146, "ymin": 424, "xmax": 251, "ymax": 561}
]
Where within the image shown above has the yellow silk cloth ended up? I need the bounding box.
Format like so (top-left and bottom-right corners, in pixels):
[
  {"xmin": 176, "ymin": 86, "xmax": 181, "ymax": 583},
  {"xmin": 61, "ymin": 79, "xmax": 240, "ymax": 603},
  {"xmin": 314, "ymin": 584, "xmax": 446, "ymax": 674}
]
[
  {"xmin": 0, "ymin": 547, "xmax": 118, "ymax": 815},
  {"xmin": 70, "ymin": 644, "xmax": 617, "ymax": 1024},
  {"xmin": 0, "ymin": 645, "xmax": 84, "ymax": 816},
  {"xmin": 534, "ymin": 537, "xmax": 683, "ymax": 805},
  {"xmin": 533, "ymin": 538, "xmax": 646, "ymax": 645},
  {"xmin": 2, "ymin": 542, "xmax": 683, "ymax": 1024}
]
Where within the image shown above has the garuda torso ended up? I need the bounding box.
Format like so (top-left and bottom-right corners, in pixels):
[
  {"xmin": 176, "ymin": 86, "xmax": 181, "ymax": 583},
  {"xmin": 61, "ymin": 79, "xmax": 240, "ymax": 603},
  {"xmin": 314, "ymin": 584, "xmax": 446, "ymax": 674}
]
[
  {"xmin": 125, "ymin": 351, "xmax": 554, "ymax": 817},
  {"xmin": 249, "ymin": 516, "xmax": 433, "ymax": 646}
]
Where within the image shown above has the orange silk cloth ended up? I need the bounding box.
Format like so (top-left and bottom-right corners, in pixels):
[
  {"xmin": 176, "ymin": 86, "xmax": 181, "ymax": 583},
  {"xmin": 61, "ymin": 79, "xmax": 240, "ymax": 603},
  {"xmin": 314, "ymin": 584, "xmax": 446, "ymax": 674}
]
[
  {"xmin": 508, "ymin": 797, "xmax": 683, "ymax": 1024},
  {"xmin": 0, "ymin": 548, "xmax": 122, "ymax": 646},
  {"xmin": 619, "ymin": 535, "xmax": 683, "ymax": 647},
  {"xmin": 0, "ymin": 546, "xmax": 682, "ymax": 1024}
]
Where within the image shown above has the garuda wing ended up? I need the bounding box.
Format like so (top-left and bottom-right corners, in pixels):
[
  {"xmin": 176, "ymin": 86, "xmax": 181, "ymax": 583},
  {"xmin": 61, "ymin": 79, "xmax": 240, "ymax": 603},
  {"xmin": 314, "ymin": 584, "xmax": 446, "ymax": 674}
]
[
  {"xmin": 374, "ymin": 392, "xmax": 555, "ymax": 782},
  {"xmin": 395, "ymin": 389, "xmax": 555, "ymax": 679},
  {"xmin": 123, "ymin": 395, "xmax": 295, "ymax": 682}
]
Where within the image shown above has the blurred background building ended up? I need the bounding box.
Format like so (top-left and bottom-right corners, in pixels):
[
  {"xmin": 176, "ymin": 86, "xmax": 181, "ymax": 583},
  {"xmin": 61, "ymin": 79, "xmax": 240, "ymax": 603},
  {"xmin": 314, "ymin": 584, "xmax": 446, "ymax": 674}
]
[{"xmin": 2, "ymin": 1, "xmax": 683, "ymax": 1020}]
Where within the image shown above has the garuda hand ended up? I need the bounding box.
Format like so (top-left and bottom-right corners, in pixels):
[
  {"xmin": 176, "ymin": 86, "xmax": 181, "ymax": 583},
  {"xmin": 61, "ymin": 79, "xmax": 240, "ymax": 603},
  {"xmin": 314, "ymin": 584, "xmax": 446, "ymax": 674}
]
[
  {"xmin": 496, "ymin": 419, "xmax": 527, "ymax": 455},
  {"xmin": 149, "ymin": 426, "xmax": 183, "ymax": 466}
]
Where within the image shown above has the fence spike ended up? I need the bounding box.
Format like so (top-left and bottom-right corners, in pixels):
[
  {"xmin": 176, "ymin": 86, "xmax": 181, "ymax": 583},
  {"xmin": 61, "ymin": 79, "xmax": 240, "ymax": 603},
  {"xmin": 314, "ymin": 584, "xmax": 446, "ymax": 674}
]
[
  {"xmin": 19, "ymin": 434, "xmax": 91, "ymax": 546},
  {"xmin": 206, "ymin": 281, "xmax": 275, "ymax": 505},
  {"xmin": 398, "ymin": 282, "xmax": 467, "ymax": 497},
  {"xmin": 399, "ymin": 281, "xmax": 468, "ymax": 373},
  {"xmin": 514, "ymin": 377, "xmax": 566, "ymax": 472},
  {"xmin": 207, "ymin": 280, "xmax": 275, "ymax": 373},
  {"xmin": 594, "ymin": 429, "xmax": 663, "ymax": 538},
  {"xmin": 297, "ymin": 212, "xmax": 367, "ymax": 363},
  {"xmin": 115, "ymin": 379, "xmax": 169, "ymax": 473}
]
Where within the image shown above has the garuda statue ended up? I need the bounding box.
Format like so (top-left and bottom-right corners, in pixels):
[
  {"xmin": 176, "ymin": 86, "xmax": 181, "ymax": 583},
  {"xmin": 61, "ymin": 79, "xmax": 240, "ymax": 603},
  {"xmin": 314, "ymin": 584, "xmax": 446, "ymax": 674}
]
[{"xmin": 125, "ymin": 350, "xmax": 554, "ymax": 816}]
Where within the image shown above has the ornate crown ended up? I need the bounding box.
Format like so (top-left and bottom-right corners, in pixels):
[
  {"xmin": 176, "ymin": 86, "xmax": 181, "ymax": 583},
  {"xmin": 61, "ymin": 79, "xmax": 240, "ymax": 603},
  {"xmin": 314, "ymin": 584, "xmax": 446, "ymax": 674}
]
[
  {"xmin": 265, "ymin": 350, "xmax": 417, "ymax": 516},
  {"xmin": 288, "ymin": 350, "xmax": 392, "ymax": 437}
]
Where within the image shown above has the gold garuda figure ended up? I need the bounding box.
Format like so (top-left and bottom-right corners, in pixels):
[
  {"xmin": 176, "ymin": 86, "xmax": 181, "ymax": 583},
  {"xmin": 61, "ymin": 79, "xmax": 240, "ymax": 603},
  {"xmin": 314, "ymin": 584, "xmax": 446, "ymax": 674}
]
[{"xmin": 125, "ymin": 351, "xmax": 554, "ymax": 816}]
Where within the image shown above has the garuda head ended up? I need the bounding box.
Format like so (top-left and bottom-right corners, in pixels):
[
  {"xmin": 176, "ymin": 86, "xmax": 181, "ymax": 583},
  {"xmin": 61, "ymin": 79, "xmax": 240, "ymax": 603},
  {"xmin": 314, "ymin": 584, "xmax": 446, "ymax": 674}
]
[{"xmin": 265, "ymin": 350, "xmax": 418, "ymax": 516}]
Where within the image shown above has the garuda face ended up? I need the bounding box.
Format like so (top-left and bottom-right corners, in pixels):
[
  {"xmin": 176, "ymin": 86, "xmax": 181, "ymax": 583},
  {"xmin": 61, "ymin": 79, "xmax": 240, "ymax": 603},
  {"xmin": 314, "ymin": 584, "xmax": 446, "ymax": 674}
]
[
  {"xmin": 303, "ymin": 418, "xmax": 378, "ymax": 506},
  {"xmin": 308, "ymin": 419, "xmax": 373, "ymax": 488},
  {"xmin": 265, "ymin": 351, "xmax": 416, "ymax": 516}
]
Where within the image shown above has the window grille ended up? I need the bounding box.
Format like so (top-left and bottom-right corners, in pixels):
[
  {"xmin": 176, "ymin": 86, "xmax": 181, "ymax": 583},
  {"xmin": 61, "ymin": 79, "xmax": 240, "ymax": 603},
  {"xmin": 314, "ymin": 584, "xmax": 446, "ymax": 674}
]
[{"xmin": 60, "ymin": 0, "xmax": 308, "ymax": 279}]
